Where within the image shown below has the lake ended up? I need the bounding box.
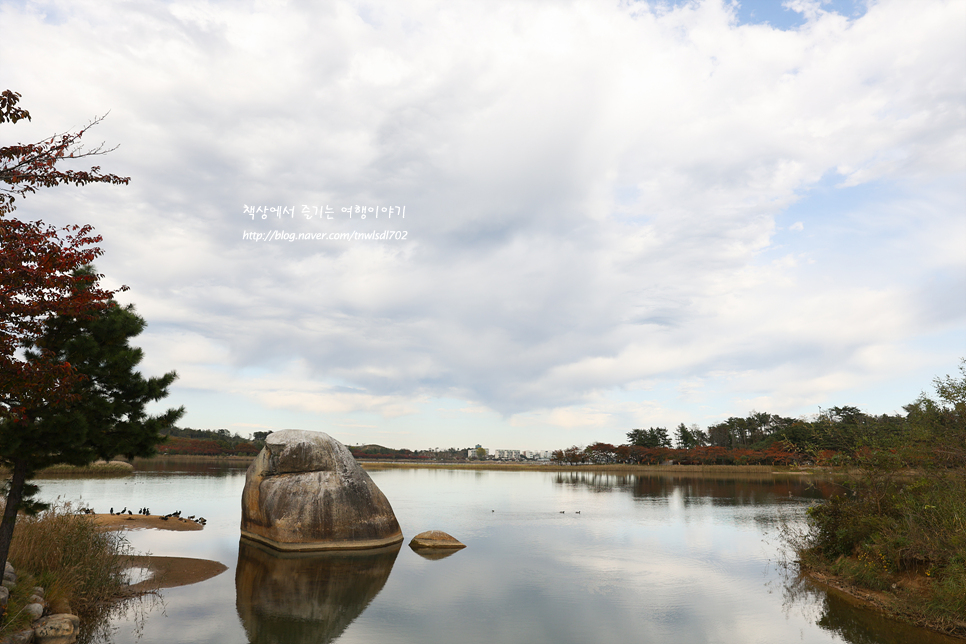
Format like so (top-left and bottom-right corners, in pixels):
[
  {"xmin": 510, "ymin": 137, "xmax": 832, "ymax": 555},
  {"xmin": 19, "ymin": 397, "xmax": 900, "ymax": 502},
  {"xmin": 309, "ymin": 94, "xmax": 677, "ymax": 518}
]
[{"xmin": 34, "ymin": 461, "xmax": 956, "ymax": 644}]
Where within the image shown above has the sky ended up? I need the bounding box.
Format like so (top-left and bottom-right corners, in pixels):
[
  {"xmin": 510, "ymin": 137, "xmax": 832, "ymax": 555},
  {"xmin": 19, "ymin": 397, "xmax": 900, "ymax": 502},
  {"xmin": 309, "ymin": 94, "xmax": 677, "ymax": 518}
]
[{"xmin": 1, "ymin": 0, "xmax": 964, "ymax": 451}]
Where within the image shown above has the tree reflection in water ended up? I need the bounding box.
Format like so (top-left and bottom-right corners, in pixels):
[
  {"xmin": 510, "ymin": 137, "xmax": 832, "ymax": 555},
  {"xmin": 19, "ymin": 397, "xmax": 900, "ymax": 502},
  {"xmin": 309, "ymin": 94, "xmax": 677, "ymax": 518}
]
[{"xmin": 235, "ymin": 540, "xmax": 399, "ymax": 644}]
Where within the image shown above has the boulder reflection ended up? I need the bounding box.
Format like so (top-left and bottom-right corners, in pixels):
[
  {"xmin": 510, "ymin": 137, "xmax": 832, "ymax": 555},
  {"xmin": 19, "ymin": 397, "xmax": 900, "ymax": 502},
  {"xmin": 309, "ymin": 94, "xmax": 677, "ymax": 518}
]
[{"xmin": 235, "ymin": 540, "xmax": 400, "ymax": 644}]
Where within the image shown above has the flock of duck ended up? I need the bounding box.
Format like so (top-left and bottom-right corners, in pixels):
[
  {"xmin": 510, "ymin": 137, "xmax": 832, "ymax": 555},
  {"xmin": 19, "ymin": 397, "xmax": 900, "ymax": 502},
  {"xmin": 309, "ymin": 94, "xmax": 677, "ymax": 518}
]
[{"xmin": 79, "ymin": 506, "xmax": 207, "ymax": 526}]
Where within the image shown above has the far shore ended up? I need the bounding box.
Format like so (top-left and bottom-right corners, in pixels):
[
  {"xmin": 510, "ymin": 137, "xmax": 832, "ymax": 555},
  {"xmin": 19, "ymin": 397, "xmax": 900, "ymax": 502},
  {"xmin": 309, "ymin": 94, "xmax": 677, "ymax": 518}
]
[
  {"xmin": 355, "ymin": 460, "xmax": 825, "ymax": 475},
  {"xmin": 2, "ymin": 455, "xmax": 843, "ymax": 480},
  {"xmin": 131, "ymin": 455, "xmax": 835, "ymax": 476}
]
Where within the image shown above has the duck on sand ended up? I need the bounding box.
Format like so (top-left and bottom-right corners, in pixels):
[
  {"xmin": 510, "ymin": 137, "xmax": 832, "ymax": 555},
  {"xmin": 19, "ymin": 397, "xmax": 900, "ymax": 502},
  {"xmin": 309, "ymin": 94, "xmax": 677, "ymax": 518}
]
[
  {"xmin": 90, "ymin": 513, "xmax": 203, "ymax": 531},
  {"xmin": 88, "ymin": 513, "xmax": 226, "ymax": 591}
]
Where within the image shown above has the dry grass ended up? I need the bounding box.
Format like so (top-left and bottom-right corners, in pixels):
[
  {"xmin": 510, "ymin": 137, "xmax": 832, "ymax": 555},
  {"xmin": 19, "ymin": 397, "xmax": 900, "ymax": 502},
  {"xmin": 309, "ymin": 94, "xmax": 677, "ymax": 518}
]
[
  {"xmin": 5, "ymin": 502, "xmax": 131, "ymax": 617},
  {"xmin": 0, "ymin": 461, "xmax": 134, "ymax": 480}
]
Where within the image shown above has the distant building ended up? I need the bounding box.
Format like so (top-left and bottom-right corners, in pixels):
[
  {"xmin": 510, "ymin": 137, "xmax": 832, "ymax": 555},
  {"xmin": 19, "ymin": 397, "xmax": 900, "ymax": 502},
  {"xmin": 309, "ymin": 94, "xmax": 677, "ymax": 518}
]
[
  {"xmin": 522, "ymin": 450, "xmax": 552, "ymax": 461},
  {"xmin": 466, "ymin": 447, "xmax": 551, "ymax": 461}
]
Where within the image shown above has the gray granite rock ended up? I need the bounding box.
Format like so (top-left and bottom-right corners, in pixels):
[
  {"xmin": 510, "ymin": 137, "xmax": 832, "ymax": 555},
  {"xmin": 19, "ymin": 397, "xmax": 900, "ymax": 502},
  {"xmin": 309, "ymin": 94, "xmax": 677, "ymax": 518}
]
[
  {"xmin": 32, "ymin": 614, "xmax": 80, "ymax": 644},
  {"xmin": 0, "ymin": 629, "xmax": 35, "ymax": 644},
  {"xmin": 0, "ymin": 585, "xmax": 9, "ymax": 609},
  {"xmin": 409, "ymin": 530, "xmax": 466, "ymax": 550},
  {"xmin": 240, "ymin": 430, "xmax": 403, "ymax": 551},
  {"xmin": 23, "ymin": 602, "xmax": 44, "ymax": 619}
]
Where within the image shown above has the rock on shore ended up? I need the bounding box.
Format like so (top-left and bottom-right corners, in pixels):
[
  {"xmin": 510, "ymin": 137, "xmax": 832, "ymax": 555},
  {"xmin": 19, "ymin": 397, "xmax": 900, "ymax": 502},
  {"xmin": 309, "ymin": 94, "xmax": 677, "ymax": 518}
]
[{"xmin": 0, "ymin": 562, "xmax": 80, "ymax": 644}]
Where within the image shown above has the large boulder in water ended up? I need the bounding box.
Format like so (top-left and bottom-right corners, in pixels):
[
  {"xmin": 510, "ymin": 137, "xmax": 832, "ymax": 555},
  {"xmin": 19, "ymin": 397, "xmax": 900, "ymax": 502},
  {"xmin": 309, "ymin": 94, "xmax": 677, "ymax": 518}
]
[{"xmin": 240, "ymin": 430, "xmax": 403, "ymax": 551}]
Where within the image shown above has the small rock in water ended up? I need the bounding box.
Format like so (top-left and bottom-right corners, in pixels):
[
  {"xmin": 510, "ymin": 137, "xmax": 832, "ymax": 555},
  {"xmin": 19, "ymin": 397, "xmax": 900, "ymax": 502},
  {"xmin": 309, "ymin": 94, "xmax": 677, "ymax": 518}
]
[{"xmin": 408, "ymin": 530, "xmax": 466, "ymax": 550}]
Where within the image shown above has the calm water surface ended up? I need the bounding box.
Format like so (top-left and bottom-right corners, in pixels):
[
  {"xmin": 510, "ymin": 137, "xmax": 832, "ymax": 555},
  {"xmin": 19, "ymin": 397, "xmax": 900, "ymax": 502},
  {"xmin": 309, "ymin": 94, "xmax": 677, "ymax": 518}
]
[{"xmin": 36, "ymin": 462, "xmax": 956, "ymax": 644}]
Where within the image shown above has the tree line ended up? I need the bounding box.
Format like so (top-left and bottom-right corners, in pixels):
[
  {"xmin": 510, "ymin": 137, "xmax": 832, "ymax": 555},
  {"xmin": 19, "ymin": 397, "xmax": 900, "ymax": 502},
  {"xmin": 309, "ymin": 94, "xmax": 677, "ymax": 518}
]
[
  {"xmin": 551, "ymin": 398, "xmax": 963, "ymax": 468},
  {"xmin": 153, "ymin": 429, "xmax": 474, "ymax": 461},
  {"xmin": 155, "ymin": 427, "xmax": 262, "ymax": 457}
]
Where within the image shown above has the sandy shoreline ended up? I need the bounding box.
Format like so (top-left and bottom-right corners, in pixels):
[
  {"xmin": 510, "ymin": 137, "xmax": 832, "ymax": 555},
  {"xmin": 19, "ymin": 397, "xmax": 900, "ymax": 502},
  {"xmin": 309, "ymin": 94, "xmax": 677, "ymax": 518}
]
[
  {"xmin": 120, "ymin": 556, "xmax": 228, "ymax": 594},
  {"xmin": 91, "ymin": 513, "xmax": 203, "ymax": 532},
  {"xmin": 92, "ymin": 514, "xmax": 226, "ymax": 594}
]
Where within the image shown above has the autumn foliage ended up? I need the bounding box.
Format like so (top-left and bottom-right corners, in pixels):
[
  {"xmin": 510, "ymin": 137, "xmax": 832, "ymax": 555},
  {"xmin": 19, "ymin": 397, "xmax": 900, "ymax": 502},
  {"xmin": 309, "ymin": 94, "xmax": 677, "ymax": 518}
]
[
  {"xmin": 1, "ymin": 90, "xmax": 130, "ymax": 217},
  {"xmin": 1, "ymin": 90, "xmax": 132, "ymax": 427}
]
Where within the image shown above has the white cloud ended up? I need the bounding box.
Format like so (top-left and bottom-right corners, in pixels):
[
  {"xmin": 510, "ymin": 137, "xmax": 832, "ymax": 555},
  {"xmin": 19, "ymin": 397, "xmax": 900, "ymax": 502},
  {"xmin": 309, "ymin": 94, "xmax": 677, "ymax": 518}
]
[{"xmin": 2, "ymin": 0, "xmax": 963, "ymax": 447}]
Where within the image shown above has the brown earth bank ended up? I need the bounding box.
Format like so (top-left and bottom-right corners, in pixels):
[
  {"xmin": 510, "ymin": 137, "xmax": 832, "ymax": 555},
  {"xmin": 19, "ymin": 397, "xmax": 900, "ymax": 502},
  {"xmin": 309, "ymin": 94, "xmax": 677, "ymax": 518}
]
[
  {"xmin": 119, "ymin": 556, "xmax": 228, "ymax": 595},
  {"xmin": 805, "ymin": 570, "xmax": 966, "ymax": 641},
  {"xmin": 93, "ymin": 516, "xmax": 227, "ymax": 598},
  {"xmin": 90, "ymin": 513, "xmax": 203, "ymax": 531}
]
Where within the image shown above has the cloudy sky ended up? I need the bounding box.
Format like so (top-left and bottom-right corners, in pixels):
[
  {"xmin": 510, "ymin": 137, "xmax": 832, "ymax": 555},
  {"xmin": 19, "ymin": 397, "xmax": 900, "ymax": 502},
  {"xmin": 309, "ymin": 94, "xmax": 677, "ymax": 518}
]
[{"xmin": 2, "ymin": 0, "xmax": 963, "ymax": 450}]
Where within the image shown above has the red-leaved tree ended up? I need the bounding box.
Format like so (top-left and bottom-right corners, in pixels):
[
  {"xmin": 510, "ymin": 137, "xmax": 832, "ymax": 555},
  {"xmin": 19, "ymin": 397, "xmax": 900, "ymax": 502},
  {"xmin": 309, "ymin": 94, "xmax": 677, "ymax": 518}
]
[{"xmin": 0, "ymin": 90, "xmax": 136, "ymax": 571}]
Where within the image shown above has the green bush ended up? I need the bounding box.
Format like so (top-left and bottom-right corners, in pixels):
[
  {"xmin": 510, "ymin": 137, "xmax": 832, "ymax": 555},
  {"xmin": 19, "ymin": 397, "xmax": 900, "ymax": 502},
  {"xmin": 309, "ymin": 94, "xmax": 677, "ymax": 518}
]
[{"xmin": 793, "ymin": 362, "xmax": 966, "ymax": 636}]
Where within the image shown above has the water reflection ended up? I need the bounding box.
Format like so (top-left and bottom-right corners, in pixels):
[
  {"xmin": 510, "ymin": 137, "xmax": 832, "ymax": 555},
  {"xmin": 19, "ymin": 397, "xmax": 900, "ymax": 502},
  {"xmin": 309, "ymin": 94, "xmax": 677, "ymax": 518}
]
[
  {"xmin": 133, "ymin": 457, "xmax": 251, "ymax": 477},
  {"xmin": 36, "ymin": 466, "xmax": 949, "ymax": 644},
  {"xmin": 235, "ymin": 540, "xmax": 400, "ymax": 644},
  {"xmin": 552, "ymin": 470, "xmax": 840, "ymax": 504},
  {"xmin": 408, "ymin": 545, "xmax": 461, "ymax": 561}
]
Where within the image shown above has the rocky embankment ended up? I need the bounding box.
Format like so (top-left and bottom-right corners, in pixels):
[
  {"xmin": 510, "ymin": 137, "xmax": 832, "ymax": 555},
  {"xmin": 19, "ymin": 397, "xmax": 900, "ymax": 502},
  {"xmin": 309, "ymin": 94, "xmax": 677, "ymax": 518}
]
[{"xmin": 0, "ymin": 561, "xmax": 80, "ymax": 644}]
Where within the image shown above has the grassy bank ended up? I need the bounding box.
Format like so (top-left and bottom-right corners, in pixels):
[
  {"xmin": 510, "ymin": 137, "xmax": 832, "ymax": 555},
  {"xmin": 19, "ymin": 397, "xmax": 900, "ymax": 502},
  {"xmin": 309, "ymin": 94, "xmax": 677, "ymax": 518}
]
[
  {"xmin": 790, "ymin": 467, "xmax": 966, "ymax": 638},
  {"xmin": 786, "ymin": 365, "xmax": 966, "ymax": 638},
  {"xmin": 0, "ymin": 503, "xmax": 131, "ymax": 637},
  {"xmin": 0, "ymin": 461, "xmax": 135, "ymax": 480}
]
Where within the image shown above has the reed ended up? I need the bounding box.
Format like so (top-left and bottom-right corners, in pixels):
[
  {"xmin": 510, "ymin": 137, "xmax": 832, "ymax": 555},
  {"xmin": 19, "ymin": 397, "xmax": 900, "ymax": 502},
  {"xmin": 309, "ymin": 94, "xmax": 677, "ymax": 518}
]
[{"xmin": 5, "ymin": 502, "xmax": 131, "ymax": 617}]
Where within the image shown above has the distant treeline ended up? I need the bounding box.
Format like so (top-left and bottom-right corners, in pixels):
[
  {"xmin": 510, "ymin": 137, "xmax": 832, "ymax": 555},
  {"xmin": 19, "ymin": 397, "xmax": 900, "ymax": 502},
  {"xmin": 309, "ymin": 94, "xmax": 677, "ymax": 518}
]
[
  {"xmin": 156, "ymin": 427, "xmax": 263, "ymax": 456},
  {"xmin": 154, "ymin": 428, "xmax": 471, "ymax": 461},
  {"xmin": 552, "ymin": 405, "xmax": 952, "ymax": 467},
  {"xmin": 349, "ymin": 444, "xmax": 469, "ymax": 461}
]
